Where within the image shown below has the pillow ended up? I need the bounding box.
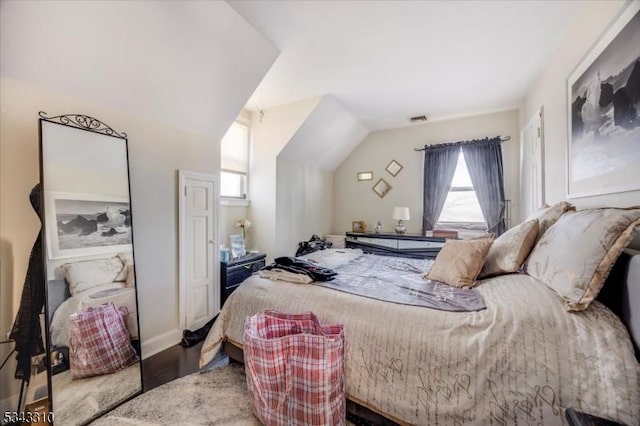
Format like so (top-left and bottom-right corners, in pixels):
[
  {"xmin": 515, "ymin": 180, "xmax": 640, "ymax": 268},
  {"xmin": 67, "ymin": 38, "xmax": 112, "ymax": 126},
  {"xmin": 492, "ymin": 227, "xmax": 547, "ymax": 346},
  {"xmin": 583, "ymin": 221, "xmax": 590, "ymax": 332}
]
[
  {"xmin": 69, "ymin": 302, "xmax": 138, "ymax": 379},
  {"xmin": 424, "ymin": 238, "xmax": 493, "ymax": 288},
  {"xmin": 125, "ymin": 264, "xmax": 136, "ymax": 287},
  {"xmin": 479, "ymin": 219, "xmax": 539, "ymax": 278},
  {"xmin": 62, "ymin": 258, "xmax": 124, "ymax": 296},
  {"xmin": 115, "ymin": 252, "xmax": 134, "ymax": 282},
  {"xmin": 526, "ymin": 207, "xmax": 640, "ymax": 311},
  {"xmin": 526, "ymin": 201, "xmax": 575, "ymax": 242}
]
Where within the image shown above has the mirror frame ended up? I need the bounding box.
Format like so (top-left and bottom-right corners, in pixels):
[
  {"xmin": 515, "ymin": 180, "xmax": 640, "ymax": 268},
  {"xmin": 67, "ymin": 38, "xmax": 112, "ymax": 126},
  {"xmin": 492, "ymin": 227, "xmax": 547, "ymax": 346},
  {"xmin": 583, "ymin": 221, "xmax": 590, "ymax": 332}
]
[{"xmin": 38, "ymin": 112, "xmax": 143, "ymax": 425}]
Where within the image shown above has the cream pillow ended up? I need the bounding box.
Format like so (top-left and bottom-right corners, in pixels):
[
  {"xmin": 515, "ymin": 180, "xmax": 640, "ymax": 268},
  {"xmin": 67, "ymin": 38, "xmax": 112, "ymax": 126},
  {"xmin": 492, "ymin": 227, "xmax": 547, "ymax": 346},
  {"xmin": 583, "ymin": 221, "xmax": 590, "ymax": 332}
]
[
  {"xmin": 62, "ymin": 257, "xmax": 124, "ymax": 295},
  {"xmin": 424, "ymin": 238, "xmax": 493, "ymax": 288},
  {"xmin": 526, "ymin": 207, "xmax": 640, "ymax": 311},
  {"xmin": 125, "ymin": 264, "xmax": 136, "ymax": 287},
  {"xmin": 479, "ymin": 219, "xmax": 539, "ymax": 278},
  {"xmin": 115, "ymin": 252, "xmax": 134, "ymax": 282},
  {"xmin": 526, "ymin": 201, "xmax": 575, "ymax": 242}
]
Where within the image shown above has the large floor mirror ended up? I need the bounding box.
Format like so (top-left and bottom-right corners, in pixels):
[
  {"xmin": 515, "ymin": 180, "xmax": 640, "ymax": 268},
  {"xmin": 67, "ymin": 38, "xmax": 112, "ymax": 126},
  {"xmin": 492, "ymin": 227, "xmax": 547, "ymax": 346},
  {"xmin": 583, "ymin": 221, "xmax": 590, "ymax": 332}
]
[{"xmin": 39, "ymin": 113, "xmax": 143, "ymax": 425}]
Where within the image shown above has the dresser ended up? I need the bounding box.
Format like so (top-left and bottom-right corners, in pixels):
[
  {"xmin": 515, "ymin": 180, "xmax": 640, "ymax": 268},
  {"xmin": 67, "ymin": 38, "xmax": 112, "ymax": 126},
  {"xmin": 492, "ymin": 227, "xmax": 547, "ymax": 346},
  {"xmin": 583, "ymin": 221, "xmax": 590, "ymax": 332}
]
[
  {"xmin": 220, "ymin": 253, "xmax": 266, "ymax": 307},
  {"xmin": 345, "ymin": 232, "xmax": 446, "ymax": 259}
]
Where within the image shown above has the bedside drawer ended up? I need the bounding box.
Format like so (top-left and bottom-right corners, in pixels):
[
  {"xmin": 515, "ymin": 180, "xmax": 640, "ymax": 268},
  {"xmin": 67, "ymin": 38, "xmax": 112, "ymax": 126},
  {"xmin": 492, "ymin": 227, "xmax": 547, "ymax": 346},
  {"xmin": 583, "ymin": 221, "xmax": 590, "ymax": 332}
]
[
  {"xmin": 226, "ymin": 258, "xmax": 265, "ymax": 287},
  {"xmin": 221, "ymin": 253, "xmax": 266, "ymax": 307}
]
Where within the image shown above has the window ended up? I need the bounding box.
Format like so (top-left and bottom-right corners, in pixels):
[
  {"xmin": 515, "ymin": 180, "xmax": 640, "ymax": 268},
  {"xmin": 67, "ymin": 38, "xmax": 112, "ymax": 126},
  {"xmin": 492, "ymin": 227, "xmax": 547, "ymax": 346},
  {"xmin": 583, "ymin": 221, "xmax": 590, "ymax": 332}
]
[
  {"xmin": 437, "ymin": 149, "xmax": 486, "ymax": 228},
  {"xmin": 221, "ymin": 121, "xmax": 249, "ymax": 199}
]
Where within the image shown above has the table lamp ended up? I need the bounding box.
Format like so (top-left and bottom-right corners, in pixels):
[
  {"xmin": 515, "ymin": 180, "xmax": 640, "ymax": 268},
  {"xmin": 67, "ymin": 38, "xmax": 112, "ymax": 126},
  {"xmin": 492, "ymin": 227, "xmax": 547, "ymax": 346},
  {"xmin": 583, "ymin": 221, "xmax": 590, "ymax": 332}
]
[{"xmin": 392, "ymin": 207, "xmax": 410, "ymax": 234}]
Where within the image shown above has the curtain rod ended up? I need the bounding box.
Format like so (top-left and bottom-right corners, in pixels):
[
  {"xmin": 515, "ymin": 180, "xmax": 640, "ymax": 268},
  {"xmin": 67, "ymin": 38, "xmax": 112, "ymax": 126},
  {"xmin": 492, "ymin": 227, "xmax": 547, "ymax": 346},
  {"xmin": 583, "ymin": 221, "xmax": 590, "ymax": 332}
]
[{"xmin": 414, "ymin": 135, "xmax": 511, "ymax": 151}]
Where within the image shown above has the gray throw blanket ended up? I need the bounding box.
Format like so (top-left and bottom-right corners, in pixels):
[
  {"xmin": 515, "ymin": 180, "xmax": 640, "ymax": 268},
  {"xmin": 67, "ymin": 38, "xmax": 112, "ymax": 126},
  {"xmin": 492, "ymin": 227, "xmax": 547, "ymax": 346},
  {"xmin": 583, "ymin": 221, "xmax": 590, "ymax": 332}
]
[{"xmin": 313, "ymin": 254, "xmax": 485, "ymax": 311}]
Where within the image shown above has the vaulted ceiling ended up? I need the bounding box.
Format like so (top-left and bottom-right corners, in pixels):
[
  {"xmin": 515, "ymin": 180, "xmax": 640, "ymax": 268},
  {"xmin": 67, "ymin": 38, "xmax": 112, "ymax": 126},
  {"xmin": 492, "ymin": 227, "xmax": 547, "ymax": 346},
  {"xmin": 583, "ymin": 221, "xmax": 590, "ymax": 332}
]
[{"xmin": 230, "ymin": 0, "xmax": 581, "ymax": 131}]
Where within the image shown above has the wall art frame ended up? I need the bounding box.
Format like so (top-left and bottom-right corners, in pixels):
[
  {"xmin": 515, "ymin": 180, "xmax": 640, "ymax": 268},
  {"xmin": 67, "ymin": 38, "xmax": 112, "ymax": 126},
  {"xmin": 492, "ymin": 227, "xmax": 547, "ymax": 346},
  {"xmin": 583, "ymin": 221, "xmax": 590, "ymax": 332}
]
[
  {"xmin": 357, "ymin": 171, "xmax": 373, "ymax": 181},
  {"xmin": 352, "ymin": 220, "xmax": 366, "ymax": 233},
  {"xmin": 385, "ymin": 159, "xmax": 403, "ymax": 177},
  {"xmin": 566, "ymin": 1, "xmax": 640, "ymax": 198},
  {"xmin": 372, "ymin": 178, "xmax": 392, "ymax": 198},
  {"xmin": 44, "ymin": 191, "xmax": 133, "ymax": 260}
]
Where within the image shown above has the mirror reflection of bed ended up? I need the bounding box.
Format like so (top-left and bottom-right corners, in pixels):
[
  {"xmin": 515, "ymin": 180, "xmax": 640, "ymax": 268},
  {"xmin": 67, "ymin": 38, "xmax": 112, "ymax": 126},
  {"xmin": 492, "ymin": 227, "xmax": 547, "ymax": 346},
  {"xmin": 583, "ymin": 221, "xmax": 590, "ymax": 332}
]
[
  {"xmin": 40, "ymin": 114, "xmax": 143, "ymax": 425},
  {"xmin": 46, "ymin": 254, "xmax": 140, "ymax": 425}
]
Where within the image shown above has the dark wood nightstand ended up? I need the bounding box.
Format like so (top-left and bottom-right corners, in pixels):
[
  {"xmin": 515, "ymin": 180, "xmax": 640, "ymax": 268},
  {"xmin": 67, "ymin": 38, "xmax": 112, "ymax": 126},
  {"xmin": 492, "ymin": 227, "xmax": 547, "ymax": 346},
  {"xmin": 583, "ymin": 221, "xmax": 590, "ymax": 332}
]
[
  {"xmin": 220, "ymin": 253, "xmax": 266, "ymax": 306},
  {"xmin": 345, "ymin": 232, "xmax": 446, "ymax": 259},
  {"xmin": 565, "ymin": 408, "xmax": 622, "ymax": 426}
]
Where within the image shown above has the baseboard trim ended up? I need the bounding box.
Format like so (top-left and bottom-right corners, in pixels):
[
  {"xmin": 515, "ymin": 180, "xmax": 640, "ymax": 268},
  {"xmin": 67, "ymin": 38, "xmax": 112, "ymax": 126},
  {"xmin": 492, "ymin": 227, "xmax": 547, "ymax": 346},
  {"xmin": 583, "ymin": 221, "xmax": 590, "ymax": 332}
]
[{"xmin": 141, "ymin": 328, "xmax": 182, "ymax": 359}]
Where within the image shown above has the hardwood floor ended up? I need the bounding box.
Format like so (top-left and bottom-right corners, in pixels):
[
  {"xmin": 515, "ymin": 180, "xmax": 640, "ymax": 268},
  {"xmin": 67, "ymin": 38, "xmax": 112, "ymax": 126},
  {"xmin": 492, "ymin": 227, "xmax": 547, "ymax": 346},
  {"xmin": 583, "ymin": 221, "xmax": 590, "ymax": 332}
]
[{"xmin": 141, "ymin": 341, "xmax": 203, "ymax": 392}]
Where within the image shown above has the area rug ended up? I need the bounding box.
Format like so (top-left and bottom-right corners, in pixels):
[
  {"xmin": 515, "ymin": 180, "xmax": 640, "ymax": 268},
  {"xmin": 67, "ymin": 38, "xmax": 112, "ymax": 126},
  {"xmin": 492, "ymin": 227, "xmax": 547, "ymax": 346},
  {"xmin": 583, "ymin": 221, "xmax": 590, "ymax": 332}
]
[
  {"xmin": 91, "ymin": 363, "xmax": 258, "ymax": 425},
  {"xmin": 54, "ymin": 363, "xmax": 141, "ymax": 426},
  {"xmin": 91, "ymin": 364, "xmax": 359, "ymax": 425}
]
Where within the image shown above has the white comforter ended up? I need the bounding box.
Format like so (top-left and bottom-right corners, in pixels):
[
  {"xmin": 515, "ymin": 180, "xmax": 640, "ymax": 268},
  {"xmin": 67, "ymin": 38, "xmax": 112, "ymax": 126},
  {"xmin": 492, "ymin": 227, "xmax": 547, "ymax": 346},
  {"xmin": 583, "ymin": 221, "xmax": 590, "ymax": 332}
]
[
  {"xmin": 50, "ymin": 283, "xmax": 139, "ymax": 347},
  {"xmin": 200, "ymin": 251, "xmax": 640, "ymax": 425}
]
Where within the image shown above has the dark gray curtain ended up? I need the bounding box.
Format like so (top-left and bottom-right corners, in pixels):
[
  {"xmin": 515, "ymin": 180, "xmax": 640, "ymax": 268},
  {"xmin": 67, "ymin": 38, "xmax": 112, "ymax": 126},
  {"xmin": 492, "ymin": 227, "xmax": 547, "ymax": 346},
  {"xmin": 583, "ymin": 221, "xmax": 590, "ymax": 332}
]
[
  {"xmin": 422, "ymin": 144, "xmax": 460, "ymax": 233},
  {"xmin": 462, "ymin": 137, "xmax": 507, "ymax": 235}
]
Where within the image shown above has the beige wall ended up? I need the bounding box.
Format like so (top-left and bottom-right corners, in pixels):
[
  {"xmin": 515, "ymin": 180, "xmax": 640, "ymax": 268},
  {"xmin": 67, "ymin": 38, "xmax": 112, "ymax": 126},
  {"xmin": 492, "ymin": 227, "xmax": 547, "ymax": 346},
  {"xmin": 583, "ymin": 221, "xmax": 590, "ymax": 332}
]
[
  {"xmin": 521, "ymin": 0, "xmax": 639, "ymax": 209},
  {"xmin": 219, "ymin": 205, "xmax": 250, "ymax": 250},
  {"xmin": 0, "ymin": 8, "xmax": 278, "ymax": 407},
  {"xmin": 333, "ymin": 110, "xmax": 520, "ymax": 235},
  {"xmin": 0, "ymin": 78, "xmax": 217, "ymax": 351}
]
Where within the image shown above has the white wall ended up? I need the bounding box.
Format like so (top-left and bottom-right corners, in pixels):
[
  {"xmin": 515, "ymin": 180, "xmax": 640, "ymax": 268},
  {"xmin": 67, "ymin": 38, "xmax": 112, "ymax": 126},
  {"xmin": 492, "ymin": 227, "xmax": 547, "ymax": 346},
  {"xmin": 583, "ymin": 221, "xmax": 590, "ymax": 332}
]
[
  {"xmin": 279, "ymin": 97, "xmax": 370, "ymax": 171},
  {"xmin": 0, "ymin": 3, "xmax": 278, "ymax": 400},
  {"xmin": 0, "ymin": 1, "xmax": 276, "ymax": 138},
  {"xmin": 521, "ymin": 0, "xmax": 639, "ymax": 208},
  {"xmin": 248, "ymin": 97, "xmax": 322, "ymax": 259},
  {"xmin": 333, "ymin": 110, "xmax": 521, "ymax": 235},
  {"xmin": 275, "ymin": 158, "xmax": 334, "ymax": 257}
]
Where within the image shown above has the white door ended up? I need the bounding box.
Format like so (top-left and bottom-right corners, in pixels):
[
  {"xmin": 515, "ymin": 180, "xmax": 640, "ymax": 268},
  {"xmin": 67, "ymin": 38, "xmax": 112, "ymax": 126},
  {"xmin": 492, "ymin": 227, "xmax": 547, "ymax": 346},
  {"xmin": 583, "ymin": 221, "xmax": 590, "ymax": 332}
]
[
  {"xmin": 179, "ymin": 171, "xmax": 219, "ymax": 331},
  {"xmin": 520, "ymin": 107, "xmax": 545, "ymax": 221}
]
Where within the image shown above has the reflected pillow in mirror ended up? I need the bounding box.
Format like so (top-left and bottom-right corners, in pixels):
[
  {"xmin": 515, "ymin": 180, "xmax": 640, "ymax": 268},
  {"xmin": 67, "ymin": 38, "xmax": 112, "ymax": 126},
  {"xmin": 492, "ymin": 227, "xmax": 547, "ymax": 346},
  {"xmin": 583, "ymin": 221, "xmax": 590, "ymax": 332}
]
[
  {"xmin": 424, "ymin": 238, "xmax": 493, "ymax": 288},
  {"xmin": 479, "ymin": 219, "xmax": 539, "ymax": 278},
  {"xmin": 125, "ymin": 264, "xmax": 135, "ymax": 287},
  {"xmin": 115, "ymin": 252, "xmax": 134, "ymax": 281},
  {"xmin": 69, "ymin": 302, "xmax": 138, "ymax": 379},
  {"xmin": 62, "ymin": 258, "xmax": 124, "ymax": 296}
]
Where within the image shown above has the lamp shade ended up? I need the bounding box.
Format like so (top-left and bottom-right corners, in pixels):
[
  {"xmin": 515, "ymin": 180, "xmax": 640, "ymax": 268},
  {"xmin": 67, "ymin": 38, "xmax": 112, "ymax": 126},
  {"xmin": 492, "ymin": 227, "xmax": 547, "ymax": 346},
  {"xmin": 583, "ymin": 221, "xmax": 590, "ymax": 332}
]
[{"xmin": 392, "ymin": 207, "xmax": 410, "ymax": 221}]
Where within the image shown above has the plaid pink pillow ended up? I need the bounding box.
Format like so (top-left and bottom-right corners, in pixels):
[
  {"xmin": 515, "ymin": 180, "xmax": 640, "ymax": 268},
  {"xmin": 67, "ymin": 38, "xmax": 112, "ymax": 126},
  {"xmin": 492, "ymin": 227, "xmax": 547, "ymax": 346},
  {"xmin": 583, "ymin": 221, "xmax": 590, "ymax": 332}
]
[{"xmin": 69, "ymin": 302, "xmax": 138, "ymax": 379}]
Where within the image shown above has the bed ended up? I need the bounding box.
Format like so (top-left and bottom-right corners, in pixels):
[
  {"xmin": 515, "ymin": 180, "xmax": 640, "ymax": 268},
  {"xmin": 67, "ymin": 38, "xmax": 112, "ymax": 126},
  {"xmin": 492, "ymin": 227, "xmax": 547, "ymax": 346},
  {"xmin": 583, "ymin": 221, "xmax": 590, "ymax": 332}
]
[
  {"xmin": 200, "ymin": 209, "xmax": 640, "ymax": 425},
  {"xmin": 49, "ymin": 282, "xmax": 138, "ymax": 348},
  {"xmin": 46, "ymin": 254, "xmax": 140, "ymax": 375}
]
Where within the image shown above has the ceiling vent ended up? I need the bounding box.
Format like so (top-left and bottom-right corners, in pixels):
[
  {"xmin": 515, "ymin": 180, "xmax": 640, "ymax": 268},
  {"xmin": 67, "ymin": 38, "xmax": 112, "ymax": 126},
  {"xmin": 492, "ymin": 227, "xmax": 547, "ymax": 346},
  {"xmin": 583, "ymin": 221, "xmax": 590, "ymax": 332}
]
[{"xmin": 410, "ymin": 115, "xmax": 428, "ymax": 123}]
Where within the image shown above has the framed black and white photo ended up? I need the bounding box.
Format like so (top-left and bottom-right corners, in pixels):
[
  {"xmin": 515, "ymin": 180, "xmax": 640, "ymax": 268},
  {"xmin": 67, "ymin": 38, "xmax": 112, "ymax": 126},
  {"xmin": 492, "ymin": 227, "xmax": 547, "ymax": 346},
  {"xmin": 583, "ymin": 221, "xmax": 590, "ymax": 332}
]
[
  {"xmin": 567, "ymin": 2, "xmax": 640, "ymax": 198},
  {"xmin": 45, "ymin": 191, "xmax": 132, "ymax": 259}
]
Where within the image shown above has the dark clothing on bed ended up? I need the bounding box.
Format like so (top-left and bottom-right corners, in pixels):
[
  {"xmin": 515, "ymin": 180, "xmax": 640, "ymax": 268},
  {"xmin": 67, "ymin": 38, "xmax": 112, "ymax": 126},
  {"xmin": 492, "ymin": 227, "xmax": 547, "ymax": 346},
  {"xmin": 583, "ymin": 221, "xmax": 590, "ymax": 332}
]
[{"xmin": 9, "ymin": 183, "xmax": 45, "ymax": 382}]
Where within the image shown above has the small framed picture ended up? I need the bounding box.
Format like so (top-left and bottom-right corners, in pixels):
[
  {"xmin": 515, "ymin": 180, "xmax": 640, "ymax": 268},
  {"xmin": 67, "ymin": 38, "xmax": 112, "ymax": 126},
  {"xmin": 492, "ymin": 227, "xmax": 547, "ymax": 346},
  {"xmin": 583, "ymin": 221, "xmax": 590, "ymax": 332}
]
[
  {"xmin": 229, "ymin": 234, "xmax": 246, "ymax": 258},
  {"xmin": 352, "ymin": 221, "xmax": 366, "ymax": 233},
  {"xmin": 357, "ymin": 171, "xmax": 373, "ymax": 181},
  {"xmin": 385, "ymin": 160, "xmax": 403, "ymax": 177},
  {"xmin": 372, "ymin": 178, "xmax": 392, "ymax": 198}
]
